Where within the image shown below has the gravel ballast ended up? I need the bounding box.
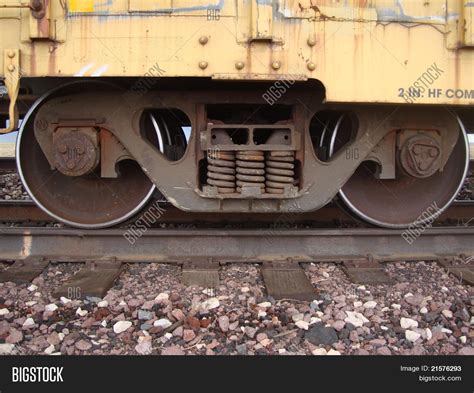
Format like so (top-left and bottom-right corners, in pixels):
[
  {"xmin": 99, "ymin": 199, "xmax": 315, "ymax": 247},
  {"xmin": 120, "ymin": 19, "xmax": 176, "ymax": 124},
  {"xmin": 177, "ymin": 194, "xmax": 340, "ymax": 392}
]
[{"xmin": 0, "ymin": 261, "xmax": 471, "ymax": 356}]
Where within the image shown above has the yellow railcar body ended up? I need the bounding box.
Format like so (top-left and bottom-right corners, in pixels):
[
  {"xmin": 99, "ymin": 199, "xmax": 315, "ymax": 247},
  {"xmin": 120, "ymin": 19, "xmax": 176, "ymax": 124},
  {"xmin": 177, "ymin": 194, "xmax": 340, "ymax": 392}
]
[{"xmin": 0, "ymin": 0, "xmax": 473, "ymax": 105}]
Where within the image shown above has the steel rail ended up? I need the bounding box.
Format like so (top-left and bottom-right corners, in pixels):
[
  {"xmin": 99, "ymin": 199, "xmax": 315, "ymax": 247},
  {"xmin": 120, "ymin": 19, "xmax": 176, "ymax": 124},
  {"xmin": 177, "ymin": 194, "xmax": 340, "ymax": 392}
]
[
  {"xmin": 0, "ymin": 158, "xmax": 16, "ymax": 172},
  {"xmin": 0, "ymin": 226, "xmax": 472, "ymax": 263},
  {"xmin": 0, "ymin": 199, "xmax": 473, "ymax": 224}
]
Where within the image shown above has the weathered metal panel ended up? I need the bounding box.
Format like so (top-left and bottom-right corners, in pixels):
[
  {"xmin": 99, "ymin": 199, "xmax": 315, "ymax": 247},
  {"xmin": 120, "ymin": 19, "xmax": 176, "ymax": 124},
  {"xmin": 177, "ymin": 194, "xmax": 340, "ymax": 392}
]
[
  {"xmin": 465, "ymin": 0, "xmax": 474, "ymax": 45},
  {"xmin": 251, "ymin": 0, "xmax": 273, "ymax": 40},
  {"xmin": 128, "ymin": 0, "xmax": 230, "ymax": 15},
  {"xmin": 278, "ymin": 0, "xmax": 448, "ymax": 23},
  {"xmin": 0, "ymin": 0, "xmax": 472, "ymax": 105},
  {"xmin": 128, "ymin": 0, "xmax": 173, "ymax": 13},
  {"xmin": 66, "ymin": 0, "xmax": 232, "ymax": 16}
]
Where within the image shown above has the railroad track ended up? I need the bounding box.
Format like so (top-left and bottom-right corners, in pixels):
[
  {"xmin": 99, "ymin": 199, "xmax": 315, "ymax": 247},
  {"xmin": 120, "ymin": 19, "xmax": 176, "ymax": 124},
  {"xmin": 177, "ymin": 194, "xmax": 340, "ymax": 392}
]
[
  {"xmin": 0, "ymin": 226, "xmax": 473, "ymax": 263},
  {"xmin": 1, "ymin": 161, "xmax": 474, "ymax": 292},
  {"xmin": 1, "ymin": 199, "xmax": 474, "ymax": 224},
  {"xmin": 0, "ymin": 225, "xmax": 473, "ymax": 301},
  {"xmin": 1, "ymin": 171, "xmax": 473, "ymax": 298},
  {"xmin": 0, "ymin": 199, "xmax": 351, "ymax": 224},
  {"xmin": 0, "ymin": 157, "xmax": 16, "ymax": 173}
]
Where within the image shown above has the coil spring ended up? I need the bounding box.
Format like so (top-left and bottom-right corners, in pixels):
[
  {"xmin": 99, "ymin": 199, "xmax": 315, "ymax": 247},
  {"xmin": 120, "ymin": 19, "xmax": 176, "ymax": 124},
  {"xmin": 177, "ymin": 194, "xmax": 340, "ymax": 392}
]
[
  {"xmin": 207, "ymin": 151, "xmax": 236, "ymax": 194},
  {"xmin": 236, "ymin": 151, "xmax": 265, "ymax": 192},
  {"xmin": 265, "ymin": 151, "xmax": 296, "ymax": 194}
]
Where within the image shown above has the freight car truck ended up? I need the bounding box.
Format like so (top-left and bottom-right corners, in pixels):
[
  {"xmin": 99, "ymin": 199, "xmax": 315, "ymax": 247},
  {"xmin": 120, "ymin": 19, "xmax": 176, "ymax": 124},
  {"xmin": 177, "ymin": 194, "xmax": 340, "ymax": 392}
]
[{"xmin": 0, "ymin": 0, "xmax": 473, "ymax": 228}]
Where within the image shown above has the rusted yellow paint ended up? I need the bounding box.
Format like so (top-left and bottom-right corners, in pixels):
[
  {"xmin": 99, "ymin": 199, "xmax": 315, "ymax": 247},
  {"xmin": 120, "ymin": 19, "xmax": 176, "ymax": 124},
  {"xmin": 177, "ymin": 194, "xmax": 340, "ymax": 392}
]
[
  {"xmin": 0, "ymin": 0, "xmax": 472, "ymax": 106},
  {"xmin": 251, "ymin": 1, "xmax": 273, "ymax": 40},
  {"xmin": 464, "ymin": 0, "xmax": 474, "ymax": 46}
]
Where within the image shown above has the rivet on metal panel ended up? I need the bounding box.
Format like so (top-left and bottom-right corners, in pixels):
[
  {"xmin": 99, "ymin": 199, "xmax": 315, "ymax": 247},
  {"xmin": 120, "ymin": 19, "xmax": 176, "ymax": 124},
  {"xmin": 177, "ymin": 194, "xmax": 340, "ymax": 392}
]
[
  {"xmin": 7, "ymin": 50, "xmax": 15, "ymax": 58},
  {"xmin": 271, "ymin": 61, "xmax": 281, "ymax": 70},
  {"xmin": 199, "ymin": 36, "xmax": 209, "ymax": 45},
  {"xmin": 199, "ymin": 61, "xmax": 209, "ymax": 69},
  {"xmin": 235, "ymin": 61, "xmax": 245, "ymax": 70},
  {"xmin": 307, "ymin": 62, "xmax": 316, "ymax": 71},
  {"xmin": 307, "ymin": 37, "xmax": 316, "ymax": 47}
]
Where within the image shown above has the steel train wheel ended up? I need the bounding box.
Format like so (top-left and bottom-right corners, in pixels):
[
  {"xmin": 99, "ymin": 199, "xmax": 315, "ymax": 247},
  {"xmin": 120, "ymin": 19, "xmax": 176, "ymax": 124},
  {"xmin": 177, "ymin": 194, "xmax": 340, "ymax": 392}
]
[
  {"xmin": 16, "ymin": 85, "xmax": 156, "ymax": 229},
  {"xmin": 325, "ymin": 116, "xmax": 470, "ymax": 228}
]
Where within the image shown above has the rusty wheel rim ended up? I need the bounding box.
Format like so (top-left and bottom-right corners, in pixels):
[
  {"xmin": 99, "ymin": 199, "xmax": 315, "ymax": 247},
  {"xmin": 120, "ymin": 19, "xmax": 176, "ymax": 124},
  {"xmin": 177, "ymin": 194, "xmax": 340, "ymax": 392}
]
[
  {"xmin": 337, "ymin": 121, "xmax": 469, "ymax": 228},
  {"xmin": 17, "ymin": 85, "xmax": 155, "ymax": 229}
]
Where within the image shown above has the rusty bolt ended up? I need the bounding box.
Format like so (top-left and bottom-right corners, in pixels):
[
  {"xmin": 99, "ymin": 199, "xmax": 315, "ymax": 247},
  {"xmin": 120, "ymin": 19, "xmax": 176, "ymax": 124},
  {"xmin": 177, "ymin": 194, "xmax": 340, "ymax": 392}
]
[
  {"xmin": 307, "ymin": 62, "xmax": 316, "ymax": 71},
  {"xmin": 53, "ymin": 130, "xmax": 99, "ymax": 177},
  {"xmin": 199, "ymin": 36, "xmax": 209, "ymax": 45},
  {"xmin": 30, "ymin": 0, "xmax": 43, "ymax": 11},
  {"xmin": 271, "ymin": 61, "xmax": 281, "ymax": 70},
  {"xmin": 7, "ymin": 64, "xmax": 15, "ymax": 73},
  {"xmin": 307, "ymin": 37, "xmax": 316, "ymax": 47},
  {"xmin": 199, "ymin": 61, "xmax": 208, "ymax": 69},
  {"xmin": 30, "ymin": 0, "xmax": 46, "ymax": 19},
  {"xmin": 399, "ymin": 135, "xmax": 442, "ymax": 178},
  {"xmin": 235, "ymin": 61, "xmax": 245, "ymax": 70},
  {"xmin": 7, "ymin": 50, "xmax": 15, "ymax": 58}
]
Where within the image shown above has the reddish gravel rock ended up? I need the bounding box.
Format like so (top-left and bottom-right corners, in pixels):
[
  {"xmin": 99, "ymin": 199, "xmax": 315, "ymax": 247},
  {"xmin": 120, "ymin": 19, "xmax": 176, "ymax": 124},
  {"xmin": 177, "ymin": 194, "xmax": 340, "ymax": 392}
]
[
  {"xmin": 200, "ymin": 318, "xmax": 212, "ymax": 329},
  {"xmin": 404, "ymin": 294, "xmax": 424, "ymax": 307},
  {"xmin": 172, "ymin": 326, "xmax": 183, "ymax": 337},
  {"xmin": 376, "ymin": 346, "xmax": 392, "ymax": 355},
  {"xmin": 171, "ymin": 309, "xmax": 185, "ymax": 321},
  {"xmin": 185, "ymin": 316, "xmax": 201, "ymax": 330},
  {"xmin": 458, "ymin": 347, "xmax": 474, "ymax": 355},
  {"xmin": 135, "ymin": 339, "xmax": 152, "ymax": 355},
  {"xmin": 161, "ymin": 346, "xmax": 185, "ymax": 356},
  {"xmin": 47, "ymin": 332, "xmax": 61, "ymax": 346},
  {"xmin": 75, "ymin": 340, "xmax": 92, "ymax": 351},
  {"xmin": 183, "ymin": 329, "xmax": 196, "ymax": 342},
  {"xmin": 218, "ymin": 316, "xmax": 230, "ymax": 332},
  {"xmin": 5, "ymin": 328, "xmax": 23, "ymax": 344},
  {"xmin": 94, "ymin": 308, "xmax": 111, "ymax": 321},
  {"xmin": 0, "ymin": 321, "xmax": 10, "ymax": 335}
]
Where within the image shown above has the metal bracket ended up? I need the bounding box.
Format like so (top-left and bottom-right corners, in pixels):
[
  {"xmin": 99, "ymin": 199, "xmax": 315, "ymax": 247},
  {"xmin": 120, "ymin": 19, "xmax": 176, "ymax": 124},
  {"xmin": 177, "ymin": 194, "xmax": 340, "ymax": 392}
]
[
  {"xmin": 29, "ymin": 0, "xmax": 51, "ymax": 39},
  {"xmin": 0, "ymin": 49, "xmax": 20, "ymax": 134},
  {"xmin": 250, "ymin": 0, "xmax": 273, "ymax": 41},
  {"xmin": 365, "ymin": 132, "xmax": 397, "ymax": 180},
  {"xmin": 100, "ymin": 129, "xmax": 133, "ymax": 178}
]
